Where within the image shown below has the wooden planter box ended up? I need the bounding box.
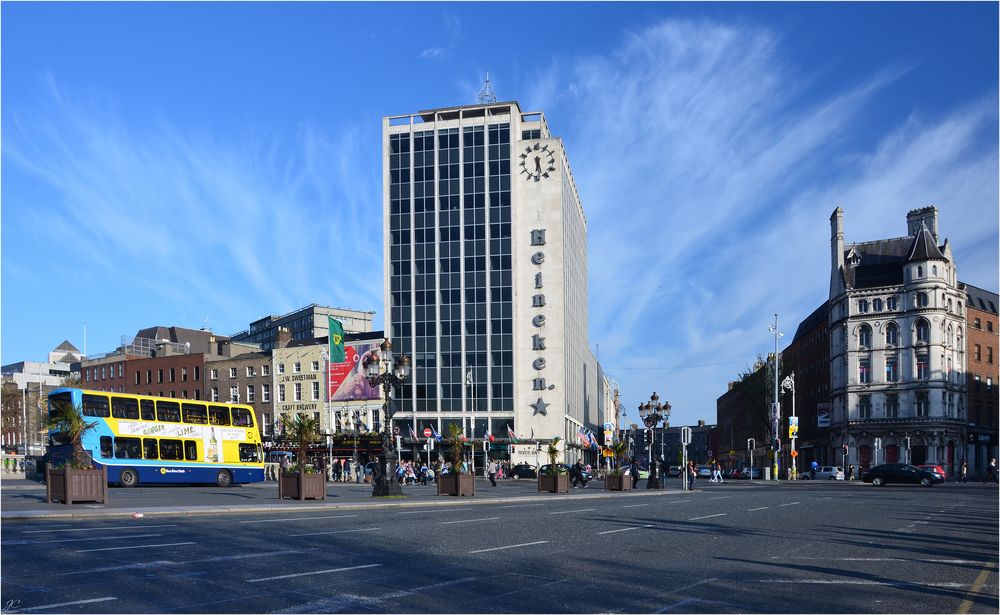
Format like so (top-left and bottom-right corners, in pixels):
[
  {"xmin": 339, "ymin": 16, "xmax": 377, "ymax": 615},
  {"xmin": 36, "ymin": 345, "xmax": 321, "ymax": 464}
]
[
  {"xmin": 538, "ymin": 473, "xmax": 570, "ymax": 493},
  {"xmin": 278, "ymin": 471, "xmax": 327, "ymax": 500},
  {"xmin": 437, "ymin": 472, "xmax": 475, "ymax": 496},
  {"xmin": 605, "ymin": 474, "xmax": 633, "ymax": 491},
  {"xmin": 46, "ymin": 465, "xmax": 108, "ymax": 505}
]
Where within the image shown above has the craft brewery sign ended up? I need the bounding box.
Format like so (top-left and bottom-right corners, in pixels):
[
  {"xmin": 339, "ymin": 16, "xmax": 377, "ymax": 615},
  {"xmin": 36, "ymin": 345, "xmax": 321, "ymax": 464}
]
[{"xmin": 529, "ymin": 228, "xmax": 551, "ymax": 417}]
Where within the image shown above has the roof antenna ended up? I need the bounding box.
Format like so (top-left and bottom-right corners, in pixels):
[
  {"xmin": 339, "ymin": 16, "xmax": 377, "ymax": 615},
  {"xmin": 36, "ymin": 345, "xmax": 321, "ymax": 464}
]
[{"xmin": 478, "ymin": 72, "xmax": 496, "ymax": 104}]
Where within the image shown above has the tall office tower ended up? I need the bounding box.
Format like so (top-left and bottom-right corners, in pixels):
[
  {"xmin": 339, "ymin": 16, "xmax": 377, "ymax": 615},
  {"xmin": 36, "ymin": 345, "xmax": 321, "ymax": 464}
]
[{"xmin": 383, "ymin": 101, "xmax": 599, "ymax": 465}]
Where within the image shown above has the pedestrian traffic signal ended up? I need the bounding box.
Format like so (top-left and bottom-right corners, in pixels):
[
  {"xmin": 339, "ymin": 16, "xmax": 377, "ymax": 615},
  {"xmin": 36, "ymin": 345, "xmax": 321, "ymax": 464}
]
[{"xmin": 842, "ymin": 443, "xmax": 849, "ymax": 455}]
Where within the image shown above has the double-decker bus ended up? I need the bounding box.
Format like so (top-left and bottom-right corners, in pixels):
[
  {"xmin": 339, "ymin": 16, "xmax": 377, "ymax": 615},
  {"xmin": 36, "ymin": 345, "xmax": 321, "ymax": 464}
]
[{"xmin": 46, "ymin": 388, "xmax": 264, "ymax": 487}]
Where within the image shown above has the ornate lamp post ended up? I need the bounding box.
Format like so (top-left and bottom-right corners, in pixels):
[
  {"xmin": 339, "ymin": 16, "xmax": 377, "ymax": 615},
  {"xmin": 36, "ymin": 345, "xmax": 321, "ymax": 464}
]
[
  {"xmin": 364, "ymin": 339, "xmax": 411, "ymax": 497},
  {"xmin": 638, "ymin": 392, "xmax": 670, "ymax": 489},
  {"xmin": 781, "ymin": 373, "xmax": 796, "ymax": 480}
]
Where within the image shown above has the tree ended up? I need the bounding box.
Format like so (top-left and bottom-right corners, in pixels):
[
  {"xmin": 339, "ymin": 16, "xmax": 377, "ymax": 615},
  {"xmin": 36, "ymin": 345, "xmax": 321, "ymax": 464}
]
[
  {"xmin": 280, "ymin": 413, "xmax": 320, "ymax": 473},
  {"xmin": 733, "ymin": 353, "xmax": 791, "ymax": 443},
  {"xmin": 610, "ymin": 439, "xmax": 630, "ymax": 473},
  {"xmin": 1, "ymin": 381, "xmax": 23, "ymax": 450},
  {"xmin": 543, "ymin": 437, "xmax": 564, "ymax": 475},
  {"xmin": 46, "ymin": 398, "xmax": 97, "ymax": 468},
  {"xmin": 445, "ymin": 423, "xmax": 465, "ymax": 472}
]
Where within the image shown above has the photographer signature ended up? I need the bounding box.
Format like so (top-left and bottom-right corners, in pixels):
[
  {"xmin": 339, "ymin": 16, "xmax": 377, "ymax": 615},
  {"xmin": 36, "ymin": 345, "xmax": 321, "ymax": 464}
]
[{"xmin": 1, "ymin": 599, "xmax": 22, "ymax": 613}]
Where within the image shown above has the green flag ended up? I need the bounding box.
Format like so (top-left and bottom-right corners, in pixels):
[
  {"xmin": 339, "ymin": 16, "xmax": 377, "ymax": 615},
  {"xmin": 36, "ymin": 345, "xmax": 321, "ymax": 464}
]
[{"xmin": 328, "ymin": 317, "xmax": 345, "ymax": 363}]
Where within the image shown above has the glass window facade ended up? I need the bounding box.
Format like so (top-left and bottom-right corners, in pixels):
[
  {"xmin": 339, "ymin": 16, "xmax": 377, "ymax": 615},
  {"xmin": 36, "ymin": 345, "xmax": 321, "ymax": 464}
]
[{"xmin": 388, "ymin": 120, "xmax": 513, "ymax": 418}]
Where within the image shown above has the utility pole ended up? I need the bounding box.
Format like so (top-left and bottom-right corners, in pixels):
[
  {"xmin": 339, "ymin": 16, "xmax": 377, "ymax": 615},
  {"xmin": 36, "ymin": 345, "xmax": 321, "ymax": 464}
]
[{"xmin": 769, "ymin": 314, "xmax": 783, "ymax": 480}]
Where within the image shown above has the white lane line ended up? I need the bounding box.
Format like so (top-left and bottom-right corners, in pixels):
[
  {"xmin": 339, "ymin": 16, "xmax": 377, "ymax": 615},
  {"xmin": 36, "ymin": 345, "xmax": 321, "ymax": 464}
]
[
  {"xmin": 55, "ymin": 549, "xmax": 318, "ymax": 575},
  {"xmin": 15, "ymin": 597, "xmax": 118, "ymax": 612},
  {"xmin": 23, "ymin": 524, "xmax": 176, "ymax": 534},
  {"xmin": 468, "ymin": 540, "xmax": 550, "ymax": 554},
  {"xmin": 782, "ymin": 557, "xmax": 990, "ymax": 564},
  {"xmin": 247, "ymin": 563, "xmax": 381, "ymax": 583},
  {"xmin": 77, "ymin": 541, "xmax": 195, "ymax": 553},
  {"xmin": 239, "ymin": 514, "xmax": 358, "ymax": 524},
  {"xmin": 709, "ymin": 496, "xmax": 732, "ymax": 500},
  {"xmin": 623, "ymin": 504, "xmax": 649, "ymax": 508},
  {"xmin": 768, "ymin": 580, "xmax": 966, "ymax": 588},
  {"xmin": 497, "ymin": 504, "xmax": 544, "ymax": 509},
  {"xmin": 439, "ymin": 517, "xmax": 500, "ymax": 525},
  {"xmin": 778, "ymin": 502, "xmax": 800, "ymax": 507},
  {"xmin": 548, "ymin": 508, "xmax": 596, "ymax": 515},
  {"xmin": 689, "ymin": 514, "xmax": 727, "ymax": 521},
  {"xmin": 291, "ymin": 528, "xmax": 380, "ymax": 537},
  {"xmin": 664, "ymin": 500, "xmax": 690, "ymax": 504},
  {"xmin": 5, "ymin": 533, "xmax": 163, "ymax": 546},
  {"xmin": 747, "ymin": 507, "xmax": 769, "ymax": 512},
  {"xmin": 598, "ymin": 524, "xmax": 654, "ymax": 535}
]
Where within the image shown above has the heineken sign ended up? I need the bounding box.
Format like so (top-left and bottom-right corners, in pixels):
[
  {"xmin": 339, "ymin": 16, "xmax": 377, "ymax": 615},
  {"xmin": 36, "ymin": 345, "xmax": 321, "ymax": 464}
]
[{"xmin": 530, "ymin": 228, "xmax": 552, "ymax": 415}]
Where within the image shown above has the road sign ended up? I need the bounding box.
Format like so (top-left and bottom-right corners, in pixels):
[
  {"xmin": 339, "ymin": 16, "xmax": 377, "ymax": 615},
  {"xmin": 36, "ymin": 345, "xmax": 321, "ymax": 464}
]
[
  {"xmin": 790, "ymin": 449, "xmax": 798, "ymax": 458},
  {"xmin": 681, "ymin": 426, "xmax": 692, "ymax": 445},
  {"xmin": 423, "ymin": 428, "xmax": 432, "ymax": 437}
]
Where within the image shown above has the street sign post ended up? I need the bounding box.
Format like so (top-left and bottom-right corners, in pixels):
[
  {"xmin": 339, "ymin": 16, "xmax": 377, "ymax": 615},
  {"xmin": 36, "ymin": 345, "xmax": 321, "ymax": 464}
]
[
  {"xmin": 423, "ymin": 427, "xmax": 432, "ymax": 438},
  {"xmin": 680, "ymin": 426, "xmax": 692, "ymax": 491},
  {"xmin": 747, "ymin": 438, "xmax": 755, "ymax": 481}
]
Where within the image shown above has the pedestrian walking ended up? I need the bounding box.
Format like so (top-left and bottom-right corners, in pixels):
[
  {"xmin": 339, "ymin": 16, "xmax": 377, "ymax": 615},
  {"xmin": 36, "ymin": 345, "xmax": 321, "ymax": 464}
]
[
  {"xmin": 630, "ymin": 456, "xmax": 640, "ymax": 489},
  {"xmin": 960, "ymin": 461, "xmax": 968, "ymax": 484},
  {"xmin": 279, "ymin": 455, "xmax": 291, "ymax": 475},
  {"xmin": 687, "ymin": 461, "xmax": 697, "ymax": 490},
  {"xmin": 986, "ymin": 458, "xmax": 998, "ymax": 484},
  {"xmin": 715, "ymin": 463, "xmax": 724, "ymax": 483},
  {"xmin": 810, "ymin": 460, "xmax": 818, "ymax": 480},
  {"xmin": 487, "ymin": 460, "xmax": 498, "ymax": 487},
  {"xmin": 847, "ymin": 464, "xmax": 855, "ymax": 481}
]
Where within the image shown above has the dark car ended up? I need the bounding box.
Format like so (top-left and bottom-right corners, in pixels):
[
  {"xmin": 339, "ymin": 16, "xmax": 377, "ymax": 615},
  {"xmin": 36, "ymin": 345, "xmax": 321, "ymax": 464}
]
[
  {"xmin": 863, "ymin": 463, "xmax": 944, "ymax": 487},
  {"xmin": 917, "ymin": 464, "xmax": 947, "ymax": 481},
  {"xmin": 539, "ymin": 464, "xmax": 593, "ymax": 481},
  {"xmin": 510, "ymin": 463, "xmax": 537, "ymax": 479}
]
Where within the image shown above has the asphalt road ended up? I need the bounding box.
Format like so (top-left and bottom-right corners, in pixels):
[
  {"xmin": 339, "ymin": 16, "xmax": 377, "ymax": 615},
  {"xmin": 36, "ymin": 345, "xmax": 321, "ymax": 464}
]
[{"xmin": 1, "ymin": 480, "xmax": 996, "ymax": 613}]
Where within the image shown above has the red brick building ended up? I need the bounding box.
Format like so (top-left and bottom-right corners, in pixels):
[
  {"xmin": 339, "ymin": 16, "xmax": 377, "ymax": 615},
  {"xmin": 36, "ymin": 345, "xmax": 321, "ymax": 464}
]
[{"xmin": 964, "ymin": 284, "xmax": 998, "ymax": 477}]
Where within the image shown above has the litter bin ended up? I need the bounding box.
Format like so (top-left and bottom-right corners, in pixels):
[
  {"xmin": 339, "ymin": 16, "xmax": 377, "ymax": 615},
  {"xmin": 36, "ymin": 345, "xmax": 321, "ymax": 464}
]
[{"xmin": 764, "ymin": 467, "xmax": 771, "ymax": 481}]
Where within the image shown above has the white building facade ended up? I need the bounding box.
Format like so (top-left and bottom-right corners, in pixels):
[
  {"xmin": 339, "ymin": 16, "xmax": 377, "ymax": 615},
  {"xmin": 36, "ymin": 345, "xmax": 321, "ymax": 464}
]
[
  {"xmin": 383, "ymin": 101, "xmax": 600, "ymax": 466},
  {"xmin": 829, "ymin": 207, "xmax": 967, "ymax": 475}
]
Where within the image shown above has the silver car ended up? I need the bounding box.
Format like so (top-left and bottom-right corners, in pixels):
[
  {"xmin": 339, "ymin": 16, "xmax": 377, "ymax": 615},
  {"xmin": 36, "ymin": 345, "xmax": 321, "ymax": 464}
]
[{"xmin": 801, "ymin": 465, "xmax": 845, "ymax": 480}]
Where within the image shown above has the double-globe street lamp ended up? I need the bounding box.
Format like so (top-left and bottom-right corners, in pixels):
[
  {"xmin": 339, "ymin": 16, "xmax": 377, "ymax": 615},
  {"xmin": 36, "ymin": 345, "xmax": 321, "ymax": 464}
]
[
  {"xmin": 363, "ymin": 339, "xmax": 411, "ymax": 497},
  {"xmin": 638, "ymin": 392, "xmax": 670, "ymax": 489}
]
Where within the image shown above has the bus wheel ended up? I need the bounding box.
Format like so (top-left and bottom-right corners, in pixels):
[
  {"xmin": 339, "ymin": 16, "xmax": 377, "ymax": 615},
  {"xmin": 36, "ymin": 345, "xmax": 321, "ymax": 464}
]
[
  {"xmin": 120, "ymin": 468, "xmax": 139, "ymax": 488},
  {"xmin": 216, "ymin": 470, "xmax": 233, "ymax": 488}
]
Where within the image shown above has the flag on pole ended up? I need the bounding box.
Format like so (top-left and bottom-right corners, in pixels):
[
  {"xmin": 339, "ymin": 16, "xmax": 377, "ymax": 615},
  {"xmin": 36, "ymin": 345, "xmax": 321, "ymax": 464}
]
[
  {"xmin": 577, "ymin": 427, "xmax": 589, "ymax": 447},
  {"xmin": 431, "ymin": 426, "xmax": 443, "ymax": 442},
  {"xmin": 588, "ymin": 431, "xmax": 600, "ymax": 450},
  {"xmin": 328, "ymin": 317, "xmax": 345, "ymax": 363},
  {"xmin": 409, "ymin": 425, "xmax": 418, "ymax": 442},
  {"xmin": 507, "ymin": 425, "xmax": 518, "ymax": 443},
  {"xmin": 484, "ymin": 429, "xmax": 495, "ymax": 442}
]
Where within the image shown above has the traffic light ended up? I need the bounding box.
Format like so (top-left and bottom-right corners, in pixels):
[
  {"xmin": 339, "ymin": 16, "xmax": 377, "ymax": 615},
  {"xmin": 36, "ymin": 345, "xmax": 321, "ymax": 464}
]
[
  {"xmin": 842, "ymin": 443, "xmax": 849, "ymax": 456},
  {"xmin": 645, "ymin": 429, "xmax": 652, "ymax": 444},
  {"xmin": 772, "ymin": 438, "xmax": 781, "ymax": 451}
]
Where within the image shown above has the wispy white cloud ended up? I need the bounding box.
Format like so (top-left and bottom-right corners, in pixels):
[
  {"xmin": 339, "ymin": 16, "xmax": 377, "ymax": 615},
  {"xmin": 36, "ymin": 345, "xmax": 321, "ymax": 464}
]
[
  {"xmin": 2, "ymin": 73, "xmax": 384, "ymax": 346},
  {"xmin": 420, "ymin": 47, "xmax": 448, "ymax": 60},
  {"xmin": 534, "ymin": 20, "xmax": 997, "ymax": 424}
]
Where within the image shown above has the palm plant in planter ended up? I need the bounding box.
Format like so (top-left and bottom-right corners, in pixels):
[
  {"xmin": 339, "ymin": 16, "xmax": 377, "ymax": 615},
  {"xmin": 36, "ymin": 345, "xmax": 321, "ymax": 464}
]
[
  {"xmin": 538, "ymin": 438, "xmax": 569, "ymax": 493},
  {"xmin": 278, "ymin": 413, "xmax": 326, "ymax": 500},
  {"xmin": 605, "ymin": 439, "xmax": 633, "ymax": 491},
  {"xmin": 45, "ymin": 399, "xmax": 108, "ymax": 505},
  {"xmin": 437, "ymin": 423, "xmax": 475, "ymax": 496}
]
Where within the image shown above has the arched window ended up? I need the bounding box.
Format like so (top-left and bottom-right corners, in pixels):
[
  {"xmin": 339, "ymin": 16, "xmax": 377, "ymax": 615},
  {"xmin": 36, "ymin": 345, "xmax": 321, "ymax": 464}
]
[
  {"xmin": 947, "ymin": 324, "xmax": 954, "ymax": 347},
  {"xmin": 917, "ymin": 265, "xmax": 923, "ymax": 278},
  {"xmin": 932, "ymin": 265, "xmax": 938, "ymax": 276},
  {"xmin": 885, "ymin": 323, "xmax": 899, "ymax": 346},
  {"xmin": 859, "ymin": 324, "xmax": 872, "ymax": 348},
  {"xmin": 916, "ymin": 319, "xmax": 930, "ymax": 343},
  {"xmin": 916, "ymin": 292, "xmax": 929, "ymax": 308}
]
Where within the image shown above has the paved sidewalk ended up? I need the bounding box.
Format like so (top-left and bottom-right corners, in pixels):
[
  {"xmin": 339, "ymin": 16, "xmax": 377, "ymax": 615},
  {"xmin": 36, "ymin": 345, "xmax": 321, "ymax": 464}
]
[{"xmin": 0, "ymin": 478, "xmax": 696, "ymax": 521}]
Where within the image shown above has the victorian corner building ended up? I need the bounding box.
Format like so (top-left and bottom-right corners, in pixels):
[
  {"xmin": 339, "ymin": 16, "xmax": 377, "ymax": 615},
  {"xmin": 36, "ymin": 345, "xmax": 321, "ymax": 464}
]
[
  {"xmin": 829, "ymin": 206, "xmax": 995, "ymax": 475},
  {"xmin": 383, "ymin": 101, "xmax": 602, "ymax": 465}
]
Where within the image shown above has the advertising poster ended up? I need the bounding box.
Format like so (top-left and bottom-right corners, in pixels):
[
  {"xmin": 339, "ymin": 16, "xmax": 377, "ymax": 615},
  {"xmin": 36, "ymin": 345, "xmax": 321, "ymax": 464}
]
[
  {"xmin": 816, "ymin": 403, "xmax": 831, "ymax": 428},
  {"xmin": 328, "ymin": 342, "xmax": 382, "ymax": 401}
]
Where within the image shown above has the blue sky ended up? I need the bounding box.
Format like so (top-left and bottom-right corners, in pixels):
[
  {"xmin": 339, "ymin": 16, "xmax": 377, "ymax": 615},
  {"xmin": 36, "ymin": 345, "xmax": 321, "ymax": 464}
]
[{"xmin": 2, "ymin": 2, "xmax": 997, "ymax": 429}]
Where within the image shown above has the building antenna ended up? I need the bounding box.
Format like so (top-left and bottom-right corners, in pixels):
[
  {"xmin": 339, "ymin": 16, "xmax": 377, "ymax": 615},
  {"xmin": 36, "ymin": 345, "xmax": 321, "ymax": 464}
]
[{"xmin": 478, "ymin": 72, "xmax": 496, "ymax": 104}]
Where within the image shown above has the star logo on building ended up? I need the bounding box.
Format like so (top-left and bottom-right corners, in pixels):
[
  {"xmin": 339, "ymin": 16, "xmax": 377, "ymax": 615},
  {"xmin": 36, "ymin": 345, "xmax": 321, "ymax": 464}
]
[{"xmin": 531, "ymin": 398, "xmax": 549, "ymax": 416}]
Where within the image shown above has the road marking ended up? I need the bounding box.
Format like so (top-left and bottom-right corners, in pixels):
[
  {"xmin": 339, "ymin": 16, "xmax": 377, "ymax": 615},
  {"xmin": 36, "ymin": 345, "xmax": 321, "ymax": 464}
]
[
  {"xmin": 782, "ymin": 557, "xmax": 990, "ymax": 564},
  {"xmin": 15, "ymin": 597, "xmax": 118, "ymax": 612},
  {"xmin": 55, "ymin": 549, "xmax": 318, "ymax": 575},
  {"xmin": 247, "ymin": 563, "xmax": 381, "ymax": 583},
  {"xmin": 468, "ymin": 540, "xmax": 549, "ymax": 554},
  {"xmin": 497, "ymin": 504, "xmax": 544, "ymax": 509},
  {"xmin": 598, "ymin": 524, "xmax": 654, "ymax": 535},
  {"xmin": 768, "ymin": 580, "xmax": 966, "ymax": 587},
  {"xmin": 22, "ymin": 524, "xmax": 176, "ymax": 534},
  {"xmin": 709, "ymin": 496, "xmax": 732, "ymax": 500},
  {"xmin": 239, "ymin": 514, "xmax": 358, "ymax": 524},
  {"xmin": 77, "ymin": 541, "xmax": 195, "ymax": 553},
  {"xmin": 439, "ymin": 517, "xmax": 500, "ymax": 525},
  {"xmin": 548, "ymin": 508, "xmax": 596, "ymax": 515},
  {"xmin": 291, "ymin": 528, "xmax": 380, "ymax": 537},
  {"xmin": 747, "ymin": 507, "xmax": 769, "ymax": 512},
  {"xmin": 623, "ymin": 504, "xmax": 649, "ymax": 508},
  {"xmin": 958, "ymin": 561, "xmax": 996, "ymax": 614},
  {"xmin": 778, "ymin": 502, "xmax": 800, "ymax": 507},
  {"xmin": 689, "ymin": 514, "xmax": 726, "ymax": 521},
  {"xmin": 4, "ymin": 533, "xmax": 163, "ymax": 546}
]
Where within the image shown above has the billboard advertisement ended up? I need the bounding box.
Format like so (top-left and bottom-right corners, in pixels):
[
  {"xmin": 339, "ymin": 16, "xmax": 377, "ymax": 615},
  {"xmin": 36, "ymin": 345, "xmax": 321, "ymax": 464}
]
[
  {"xmin": 816, "ymin": 403, "xmax": 831, "ymax": 428},
  {"xmin": 328, "ymin": 342, "xmax": 381, "ymax": 402}
]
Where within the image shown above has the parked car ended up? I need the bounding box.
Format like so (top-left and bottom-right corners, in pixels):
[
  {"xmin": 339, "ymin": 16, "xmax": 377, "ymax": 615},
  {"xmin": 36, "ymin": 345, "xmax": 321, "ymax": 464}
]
[
  {"xmin": 917, "ymin": 464, "xmax": 947, "ymax": 481},
  {"xmin": 727, "ymin": 468, "xmax": 743, "ymax": 480},
  {"xmin": 741, "ymin": 467, "xmax": 762, "ymax": 480},
  {"xmin": 621, "ymin": 464, "xmax": 649, "ymax": 479},
  {"xmin": 667, "ymin": 465, "xmax": 682, "ymax": 477},
  {"xmin": 697, "ymin": 465, "xmax": 713, "ymax": 478},
  {"xmin": 862, "ymin": 463, "xmax": 944, "ymax": 487},
  {"xmin": 510, "ymin": 463, "xmax": 537, "ymax": 479},
  {"xmin": 800, "ymin": 466, "xmax": 845, "ymax": 480},
  {"xmin": 539, "ymin": 464, "xmax": 593, "ymax": 481}
]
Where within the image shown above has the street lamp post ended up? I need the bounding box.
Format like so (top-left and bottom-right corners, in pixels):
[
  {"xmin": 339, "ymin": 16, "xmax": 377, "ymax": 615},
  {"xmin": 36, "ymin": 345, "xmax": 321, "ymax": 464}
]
[
  {"xmin": 781, "ymin": 373, "xmax": 796, "ymax": 480},
  {"xmin": 769, "ymin": 314, "xmax": 784, "ymax": 480},
  {"xmin": 364, "ymin": 339, "xmax": 411, "ymax": 497},
  {"xmin": 638, "ymin": 392, "xmax": 670, "ymax": 489}
]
